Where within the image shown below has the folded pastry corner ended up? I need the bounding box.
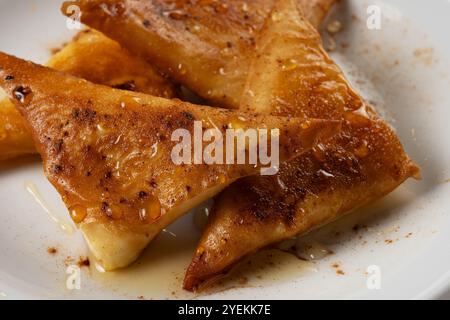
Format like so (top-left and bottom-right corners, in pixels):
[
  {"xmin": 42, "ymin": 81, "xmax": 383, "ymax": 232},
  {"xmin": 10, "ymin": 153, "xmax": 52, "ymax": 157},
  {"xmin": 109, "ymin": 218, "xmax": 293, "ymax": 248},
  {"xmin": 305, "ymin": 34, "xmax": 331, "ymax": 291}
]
[
  {"xmin": 300, "ymin": 0, "xmax": 338, "ymax": 29},
  {"xmin": 0, "ymin": 52, "xmax": 340, "ymax": 270},
  {"xmin": 184, "ymin": 0, "xmax": 420, "ymax": 291},
  {"xmin": 62, "ymin": 0, "xmax": 336, "ymax": 109},
  {"xmin": 47, "ymin": 29, "xmax": 177, "ymax": 99},
  {"xmin": 0, "ymin": 29, "xmax": 177, "ymax": 161}
]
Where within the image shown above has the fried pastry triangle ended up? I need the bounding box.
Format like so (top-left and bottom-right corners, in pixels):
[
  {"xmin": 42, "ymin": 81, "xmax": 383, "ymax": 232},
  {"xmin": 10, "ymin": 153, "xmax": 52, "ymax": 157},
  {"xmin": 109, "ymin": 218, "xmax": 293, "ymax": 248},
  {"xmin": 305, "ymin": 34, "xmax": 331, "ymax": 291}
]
[
  {"xmin": 184, "ymin": 0, "xmax": 420, "ymax": 291},
  {"xmin": 0, "ymin": 52, "xmax": 340, "ymax": 270},
  {"xmin": 62, "ymin": 0, "xmax": 336, "ymax": 109},
  {"xmin": 0, "ymin": 29, "xmax": 177, "ymax": 161}
]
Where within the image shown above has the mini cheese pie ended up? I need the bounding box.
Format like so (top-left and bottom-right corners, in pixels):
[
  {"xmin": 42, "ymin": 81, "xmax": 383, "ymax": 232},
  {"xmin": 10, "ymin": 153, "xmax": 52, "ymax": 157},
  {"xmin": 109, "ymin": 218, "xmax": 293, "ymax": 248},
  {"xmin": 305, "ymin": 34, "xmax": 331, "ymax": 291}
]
[
  {"xmin": 0, "ymin": 29, "xmax": 177, "ymax": 161},
  {"xmin": 183, "ymin": 0, "xmax": 420, "ymax": 291},
  {"xmin": 62, "ymin": 0, "xmax": 336, "ymax": 109},
  {"xmin": 0, "ymin": 52, "xmax": 340, "ymax": 270}
]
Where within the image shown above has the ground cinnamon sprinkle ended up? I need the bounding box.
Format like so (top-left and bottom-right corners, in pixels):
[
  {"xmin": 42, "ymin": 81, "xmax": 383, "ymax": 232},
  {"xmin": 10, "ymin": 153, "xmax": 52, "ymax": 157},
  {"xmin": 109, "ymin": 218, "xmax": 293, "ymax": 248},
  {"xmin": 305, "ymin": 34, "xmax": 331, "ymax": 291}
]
[
  {"xmin": 47, "ymin": 247, "xmax": 57, "ymax": 255},
  {"xmin": 331, "ymin": 262, "xmax": 345, "ymax": 276},
  {"xmin": 77, "ymin": 257, "xmax": 90, "ymax": 268}
]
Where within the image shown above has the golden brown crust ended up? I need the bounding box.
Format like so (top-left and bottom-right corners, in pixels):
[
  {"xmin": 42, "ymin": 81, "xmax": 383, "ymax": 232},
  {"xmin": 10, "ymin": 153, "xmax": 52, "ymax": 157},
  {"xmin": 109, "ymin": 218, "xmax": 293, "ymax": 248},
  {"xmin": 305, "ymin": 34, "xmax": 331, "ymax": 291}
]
[
  {"xmin": 0, "ymin": 51, "xmax": 340, "ymax": 269},
  {"xmin": 0, "ymin": 30, "xmax": 177, "ymax": 161},
  {"xmin": 62, "ymin": 0, "xmax": 336, "ymax": 108},
  {"xmin": 184, "ymin": 0, "xmax": 419, "ymax": 291},
  {"xmin": 48, "ymin": 29, "xmax": 177, "ymax": 98}
]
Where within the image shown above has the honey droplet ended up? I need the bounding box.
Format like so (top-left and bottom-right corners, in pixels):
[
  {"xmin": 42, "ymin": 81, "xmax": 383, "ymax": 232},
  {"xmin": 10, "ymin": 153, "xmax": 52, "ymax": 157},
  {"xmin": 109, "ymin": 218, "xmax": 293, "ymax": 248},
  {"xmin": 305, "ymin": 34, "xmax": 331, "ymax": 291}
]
[
  {"xmin": 178, "ymin": 63, "xmax": 187, "ymax": 75},
  {"xmin": 151, "ymin": 142, "xmax": 158, "ymax": 158},
  {"xmin": 228, "ymin": 117, "xmax": 247, "ymax": 130},
  {"xmin": 271, "ymin": 11, "xmax": 283, "ymax": 22},
  {"xmin": 281, "ymin": 59, "xmax": 299, "ymax": 71},
  {"xmin": 354, "ymin": 140, "xmax": 369, "ymax": 158},
  {"xmin": 120, "ymin": 95, "xmax": 142, "ymax": 109},
  {"xmin": 295, "ymin": 242, "xmax": 333, "ymax": 261},
  {"xmin": 138, "ymin": 208, "xmax": 147, "ymax": 222},
  {"xmin": 326, "ymin": 37, "xmax": 336, "ymax": 52},
  {"xmin": 301, "ymin": 120, "xmax": 311, "ymax": 129},
  {"xmin": 69, "ymin": 205, "xmax": 88, "ymax": 224},
  {"xmin": 13, "ymin": 86, "xmax": 32, "ymax": 103},
  {"xmin": 213, "ymin": 2, "xmax": 228, "ymax": 14},
  {"xmin": 217, "ymin": 174, "xmax": 227, "ymax": 184},
  {"xmin": 191, "ymin": 24, "xmax": 201, "ymax": 33},
  {"xmin": 218, "ymin": 67, "xmax": 227, "ymax": 76},
  {"xmin": 344, "ymin": 110, "xmax": 371, "ymax": 127},
  {"xmin": 327, "ymin": 20, "xmax": 342, "ymax": 34},
  {"xmin": 312, "ymin": 144, "xmax": 327, "ymax": 162},
  {"xmin": 193, "ymin": 205, "xmax": 211, "ymax": 231},
  {"xmin": 196, "ymin": 247, "xmax": 205, "ymax": 256},
  {"xmin": 96, "ymin": 123, "xmax": 111, "ymax": 136},
  {"xmin": 139, "ymin": 196, "xmax": 162, "ymax": 223},
  {"xmin": 164, "ymin": 10, "xmax": 186, "ymax": 20}
]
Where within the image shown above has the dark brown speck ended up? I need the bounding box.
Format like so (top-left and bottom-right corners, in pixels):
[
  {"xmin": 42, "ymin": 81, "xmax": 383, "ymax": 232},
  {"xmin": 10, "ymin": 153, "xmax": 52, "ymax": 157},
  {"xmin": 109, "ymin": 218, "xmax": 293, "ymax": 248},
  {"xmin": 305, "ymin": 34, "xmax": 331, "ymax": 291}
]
[
  {"xmin": 138, "ymin": 191, "xmax": 148, "ymax": 199},
  {"xmin": 114, "ymin": 80, "xmax": 136, "ymax": 91},
  {"xmin": 13, "ymin": 86, "xmax": 32, "ymax": 103},
  {"xmin": 142, "ymin": 19, "xmax": 151, "ymax": 27},
  {"xmin": 47, "ymin": 247, "xmax": 58, "ymax": 255}
]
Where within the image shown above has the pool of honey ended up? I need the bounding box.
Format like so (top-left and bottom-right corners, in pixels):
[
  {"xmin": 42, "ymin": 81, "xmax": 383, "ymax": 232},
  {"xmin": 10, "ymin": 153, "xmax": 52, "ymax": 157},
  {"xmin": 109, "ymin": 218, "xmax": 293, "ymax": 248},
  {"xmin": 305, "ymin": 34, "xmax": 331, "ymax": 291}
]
[{"xmin": 87, "ymin": 209, "xmax": 320, "ymax": 300}]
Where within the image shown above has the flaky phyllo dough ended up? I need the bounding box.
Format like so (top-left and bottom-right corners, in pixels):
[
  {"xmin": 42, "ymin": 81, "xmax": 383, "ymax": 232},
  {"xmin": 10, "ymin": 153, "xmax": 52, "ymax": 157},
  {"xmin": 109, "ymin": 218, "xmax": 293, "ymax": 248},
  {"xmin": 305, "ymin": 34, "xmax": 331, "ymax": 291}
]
[
  {"xmin": 183, "ymin": 0, "xmax": 419, "ymax": 290},
  {"xmin": 62, "ymin": 0, "xmax": 337, "ymax": 109},
  {"xmin": 0, "ymin": 29, "xmax": 177, "ymax": 161},
  {"xmin": 0, "ymin": 52, "xmax": 339, "ymax": 270},
  {"xmin": 2, "ymin": 0, "xmax": 335, "ymax": 160},
  {"xmin": 0, "ymin": 0, "xmax": 419, "ymax": 291}
]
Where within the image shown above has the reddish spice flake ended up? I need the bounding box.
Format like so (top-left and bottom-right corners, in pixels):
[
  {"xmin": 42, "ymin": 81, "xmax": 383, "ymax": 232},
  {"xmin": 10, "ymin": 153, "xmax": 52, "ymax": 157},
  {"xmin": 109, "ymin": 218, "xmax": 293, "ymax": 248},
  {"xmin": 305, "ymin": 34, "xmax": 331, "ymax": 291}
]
[
  {"xmin": 142, "ymin": 20, "xmax": 150, "ymax": 27},
  {"xmin": 47, "ymin": 247, "xmax": 58, "ymax": 255},
  {"xmin": 331, "ymin": 262, "xmax": 345, "ymax": 275},
  {"xmin": 77, "ymin": 257, "xmax": 90, "ymax": 268}
]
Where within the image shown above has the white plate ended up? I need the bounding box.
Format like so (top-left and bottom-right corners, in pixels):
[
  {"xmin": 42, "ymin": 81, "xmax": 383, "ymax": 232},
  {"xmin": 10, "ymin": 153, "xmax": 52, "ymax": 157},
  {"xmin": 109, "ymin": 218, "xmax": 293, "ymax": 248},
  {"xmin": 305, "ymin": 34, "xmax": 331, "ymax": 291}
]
[{"xmin": 0, "ymin": 0, "xmax": 449, "ymax": 300}]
